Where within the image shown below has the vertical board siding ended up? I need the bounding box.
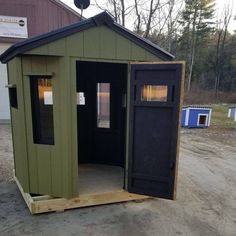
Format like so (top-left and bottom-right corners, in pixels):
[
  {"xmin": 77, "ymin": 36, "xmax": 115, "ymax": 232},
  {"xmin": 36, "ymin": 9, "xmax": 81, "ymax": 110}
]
[
  {"xmin": 116, "ymin": 34, "xmax": 132, "ymax": 60},
  {"xmin": 26, "ymin": 25, "xmax": 160, "ymax": 62},
  {"xmin": 48, "ymin": 38, "xmax": 66, "ymax": 56},
  {"xmin": 8, "ymin": 58, "xmax": 30, "ymax": 192},
  {"xmin": 70, "ymin": 58, "xmax": 79, "ymax": 196},
  {"xmin": 47, "ymin": 56, "xmax": 63, "ymax": 196},
  {"xmin": 22, "ymin": 57, "xmax": 38, "ymax": 193},
  {"xmin": 66, "ymin": 33, "xmax": 84, "ymax": 57},
  {"xmin": 83, "ymin": 27, "xmax": 101, "ymax": 58},
  {"xmin": 21, "ymin": 56, "xmax": 74, "ymax": 197},
  {"xmin": 131, "ymin": 43, "xmax": 147, "ymax": 61},
  {"xmin": 100, "ymin": 26, "xmax": 117, "ymax": 59},
  {"xmin": 59, "ymin": 57, "xmax": 74, "ymax": 198},
  {"xmin": 36, "ymin": 145, "xmax": 52, "ymax": 195}
]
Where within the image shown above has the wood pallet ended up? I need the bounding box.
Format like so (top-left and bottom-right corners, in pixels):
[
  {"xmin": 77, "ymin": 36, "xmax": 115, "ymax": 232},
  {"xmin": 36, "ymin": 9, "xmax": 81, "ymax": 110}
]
[{"xmin": 14, "ymin": 176, "xmax": 150, "ymax": 214}]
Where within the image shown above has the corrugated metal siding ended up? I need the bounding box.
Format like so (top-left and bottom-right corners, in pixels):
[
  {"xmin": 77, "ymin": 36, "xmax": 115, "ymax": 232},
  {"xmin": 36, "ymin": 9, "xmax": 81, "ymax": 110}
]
[{"xmin": 0, "ymin": 0, "xmax": 81, "ymax": 43}]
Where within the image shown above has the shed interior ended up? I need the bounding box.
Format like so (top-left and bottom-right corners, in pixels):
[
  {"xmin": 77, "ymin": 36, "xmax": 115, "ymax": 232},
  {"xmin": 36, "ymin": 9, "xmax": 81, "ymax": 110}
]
[{"xmin": 76, "ymin": 61, "xmax": 127, "ymax": 195}]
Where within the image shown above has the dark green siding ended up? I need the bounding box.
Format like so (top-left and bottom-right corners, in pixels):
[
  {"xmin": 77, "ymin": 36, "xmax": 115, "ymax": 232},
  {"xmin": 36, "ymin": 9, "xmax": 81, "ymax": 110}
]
[
  {"xmin": 9, "ymin": 24, "xmax": 162, "ymax": 198},
  {"xmin": 26, "ymin": 25, "xmax": 161, "ymax": 61},
  {"xmin": 8, "ymin": 58, "xmax": 29, "ymax": 192}
]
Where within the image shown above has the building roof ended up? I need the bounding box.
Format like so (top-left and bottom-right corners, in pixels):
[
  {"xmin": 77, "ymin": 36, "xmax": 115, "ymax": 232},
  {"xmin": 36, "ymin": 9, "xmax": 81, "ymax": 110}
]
[
  {"xmin": 0, "ymin": 11, "xmax": 174, "ymax": 63},
  {"xmin": 182, "ymin": 106, "xmax": 212, "ymax": 109},
  {"xmin": 51, "ymin": 0, "xmax": 82, "ymax": 18}
]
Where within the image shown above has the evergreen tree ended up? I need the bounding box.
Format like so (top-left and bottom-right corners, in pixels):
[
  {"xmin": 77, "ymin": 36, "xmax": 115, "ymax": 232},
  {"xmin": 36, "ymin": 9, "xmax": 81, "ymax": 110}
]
[{"xmin": 177, "ymin": 0, "xmax": 215, "ymax": 92}]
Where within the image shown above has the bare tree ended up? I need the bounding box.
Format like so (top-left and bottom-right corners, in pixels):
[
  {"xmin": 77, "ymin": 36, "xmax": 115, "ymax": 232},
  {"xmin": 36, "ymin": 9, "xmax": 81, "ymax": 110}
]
[
  {"xmin": 93, "ymin": 0, "xmax": 183, "ymax": 41},
  {"xmin": 214, "ymin": 2, "xmax": 233, "ymax": 94}
]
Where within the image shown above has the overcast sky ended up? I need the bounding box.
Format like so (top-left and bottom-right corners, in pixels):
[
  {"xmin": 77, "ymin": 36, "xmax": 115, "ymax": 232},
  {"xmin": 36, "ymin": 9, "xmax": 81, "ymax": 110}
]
[{"xmin": 62, "ymin": 0, "xmax": 236, "ymax": 33}]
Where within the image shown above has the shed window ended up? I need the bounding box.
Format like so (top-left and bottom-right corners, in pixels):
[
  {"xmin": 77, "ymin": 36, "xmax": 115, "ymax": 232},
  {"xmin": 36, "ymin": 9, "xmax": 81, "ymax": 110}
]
[
  {"xmin": 141, "ymin": 85, "xmax": 168, "ymax": 102},
  {"xmin": 9, "ymin": 87, "xmax": 18, "ymax": 109},
  {"xmin": 97, "ymin": 83, "xmax": 110, "ymax": 128},
  {"xmin": 30, "ymin": 77, "xmax": 54, "ymax": 145}
]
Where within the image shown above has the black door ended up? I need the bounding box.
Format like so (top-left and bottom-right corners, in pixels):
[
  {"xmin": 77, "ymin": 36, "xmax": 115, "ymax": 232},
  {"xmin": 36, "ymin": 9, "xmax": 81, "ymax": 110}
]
[
  {"xmin": 77, "ymin": 61, "xmax": 127, "ymax": 167},
  {"xmin": 128, "ymin": 62, "xmax": 184, "ymax": 199}
]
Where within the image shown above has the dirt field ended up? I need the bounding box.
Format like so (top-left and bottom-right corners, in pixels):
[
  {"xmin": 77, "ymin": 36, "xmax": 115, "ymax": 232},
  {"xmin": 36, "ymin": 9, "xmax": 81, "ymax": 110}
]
[{"xmin": 0, "ymin": 123, "xmax": 236, "ymax": 236}]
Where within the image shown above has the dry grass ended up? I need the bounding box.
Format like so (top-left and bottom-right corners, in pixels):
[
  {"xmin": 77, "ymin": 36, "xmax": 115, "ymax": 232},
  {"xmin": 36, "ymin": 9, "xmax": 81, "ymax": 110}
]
[
  {"xmin": 184, "ymin": 89, "xmax": 236, "ymax": 105},
  {"xmin": 211, "ymin": 104, "xmax": 236, "ymax": 130},
  {"xmin": 182, "ymin": 104, "xmax": 236, "ymax": 146}
]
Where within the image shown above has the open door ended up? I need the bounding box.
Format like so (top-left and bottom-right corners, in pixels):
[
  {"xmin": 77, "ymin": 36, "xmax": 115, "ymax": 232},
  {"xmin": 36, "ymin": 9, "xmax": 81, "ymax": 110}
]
[{"xmin": 127, "ymin": 62, "xmax": 184, "ymax": 200}]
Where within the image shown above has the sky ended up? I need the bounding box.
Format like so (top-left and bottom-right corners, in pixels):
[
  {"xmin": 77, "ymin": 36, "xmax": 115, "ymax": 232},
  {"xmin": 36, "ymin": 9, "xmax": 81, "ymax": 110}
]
[{"xmin": 62, "ymin": 0, "xmax": 236, "ymax": 33}]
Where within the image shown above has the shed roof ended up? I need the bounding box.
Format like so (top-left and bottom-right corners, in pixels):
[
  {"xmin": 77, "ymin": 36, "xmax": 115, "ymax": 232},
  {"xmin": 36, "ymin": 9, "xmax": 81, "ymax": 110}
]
[
  {"xmin": 0, "ymin": 11, "xmax": 174, "ymax": 63},
  {"xmin": 182, "ymin": 106, "xmax": 212, "ymax": 109}
]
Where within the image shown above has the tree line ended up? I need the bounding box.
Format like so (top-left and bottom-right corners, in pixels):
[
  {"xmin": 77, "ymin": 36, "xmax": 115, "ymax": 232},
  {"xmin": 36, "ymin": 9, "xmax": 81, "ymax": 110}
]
[{"xmin": 93, "ymin": 0, "xmax": 236, "ymax": 94}]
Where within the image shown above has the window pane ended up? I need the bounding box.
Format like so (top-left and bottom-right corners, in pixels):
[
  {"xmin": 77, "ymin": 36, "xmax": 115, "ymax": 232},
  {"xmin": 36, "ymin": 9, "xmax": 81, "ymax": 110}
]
[
  {"xmin": 97, "ymin": 83, "xmax": 110, "ymax": 128},
  {"xmin": 199, "ymin": 115, "xmax": 207, "ymax": 125},
  {"xmin": 141, "ymin": 85, "xmax": 168, "ymax": 102},
  {"xmin": 30, "ymin": 77, "xmax": 54, "ymax": 145},
  {"xmin": 9, "ymin": 87, "xmax": 18, "ymax": 109}
]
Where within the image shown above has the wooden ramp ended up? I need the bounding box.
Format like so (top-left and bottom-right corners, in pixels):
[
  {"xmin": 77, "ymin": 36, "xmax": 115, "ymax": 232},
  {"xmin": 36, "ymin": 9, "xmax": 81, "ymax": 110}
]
[{"xmin": 14, "ymin": 176, "xmax": 150, "ymax": 214}]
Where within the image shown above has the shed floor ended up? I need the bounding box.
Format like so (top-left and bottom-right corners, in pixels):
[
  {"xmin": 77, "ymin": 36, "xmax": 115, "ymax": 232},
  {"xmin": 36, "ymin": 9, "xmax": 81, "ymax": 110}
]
[{"xmin": 78, "ymin": 164, "xmax": 124, "ymax": 195}]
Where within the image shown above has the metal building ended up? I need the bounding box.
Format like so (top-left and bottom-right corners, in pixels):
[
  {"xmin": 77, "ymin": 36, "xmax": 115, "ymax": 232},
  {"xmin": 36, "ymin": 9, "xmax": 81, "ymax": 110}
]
[{"xmin": 0, "ymin": 0, "xmax": 81, "ymax": 122}]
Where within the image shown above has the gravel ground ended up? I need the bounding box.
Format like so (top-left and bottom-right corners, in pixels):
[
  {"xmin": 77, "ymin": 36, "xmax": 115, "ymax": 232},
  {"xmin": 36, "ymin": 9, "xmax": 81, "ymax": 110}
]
[
  {"xmin": 0, "ymin": 124, "xmax": 236, "ymax": 236},
  {"xmin": 0, "ymin": 125, "xmax": 14, "ymax": 183}
]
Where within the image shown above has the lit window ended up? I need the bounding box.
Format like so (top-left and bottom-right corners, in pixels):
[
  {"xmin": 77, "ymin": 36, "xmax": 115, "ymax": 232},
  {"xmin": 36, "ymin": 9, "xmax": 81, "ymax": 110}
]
[
  {"xmin": 97, "ymin": 83, "xmax": 110, "ymax": 128},
  {"xmin": 30, "ymin": 77, "xmax": 54, "ymax": 145},
  {"xmin": 141, "ymin": 85, "xmax": 168, "ymax": 102}
]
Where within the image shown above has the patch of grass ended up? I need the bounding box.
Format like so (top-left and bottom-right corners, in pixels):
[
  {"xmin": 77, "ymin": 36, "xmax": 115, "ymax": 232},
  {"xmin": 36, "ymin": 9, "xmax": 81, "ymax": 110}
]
[{"xmin": 211, "ymin": 104, "xmax": 235, "ymax": 130}]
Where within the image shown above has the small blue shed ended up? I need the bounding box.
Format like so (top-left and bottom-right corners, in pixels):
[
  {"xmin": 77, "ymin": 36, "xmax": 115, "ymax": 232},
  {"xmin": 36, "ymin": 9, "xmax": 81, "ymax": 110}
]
[
  {"xmin": 228, "ymin": 106, "xmax": 236, "ymax": 121},
  {"xmin": 182, "ymin": 106, "xmax": 212, "ymax": 128}
]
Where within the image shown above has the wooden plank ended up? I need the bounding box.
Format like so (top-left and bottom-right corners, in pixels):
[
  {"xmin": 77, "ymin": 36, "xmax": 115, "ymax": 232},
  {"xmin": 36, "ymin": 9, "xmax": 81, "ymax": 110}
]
[
  {"xmin": 66, "ymin": 33, "xmax": 84, "ymax": 57},
  {"xmin": 130, "ymin": 61, "xmax": 185, "ymax": 64},
  {"xmin": 173, "ymin": 61, "xmax": 186, "ymax": 200},
  {"xmin": 31, "ymin": 56, "xmax": 47, "ymax": 72},
  {"xmin": 100, "ymin": 26, "xmax": 116, "ymax": 59},
  {"xmin": 48, "ymin": 38, "xmax": 66, "ymax": 56},
  {"xmin": 22, "ymin": 57, "xmax": 38, "ymax": 194},
  {"xmin": 37, "ymin": 145, "xmax": 52, "ymax": 195},
  {"xmin": 27, "ymin": 44, "xmax": 49, "ymax": 55},
  {"xmin": 46, "ymin": 57, "xmax": 63, "ymax": 197},
  {"xmin": 59, "ymin": 57, "xmax": 73, "ymax": 198},
  {"xmin": 83, "ymin": 27, "xmax": 100, "ymax": 58},
  {"xmin": 14, "ymin": 176, "xmax": 34, "ymax": 214},
  {"xmin": 11, "ymin": 58, "xmax": 30, "ymax": 192},
  {"xmin": 70, "ymin": 58, "xmax": 79, "ymax": 197},
  {"xmin": 15, "ymin": 173, "xmax": 150, "ymax": 215},
  {"xmin": 131, "ymin": 43, "xmax": 147, "ymax": 61},
  {"xmin": 116, "ymin": 33, "xmax": 131, "ymax": 60},
  {"xmin": 33, "ymin": 191, "xmax": 150, "ymax": 214}
]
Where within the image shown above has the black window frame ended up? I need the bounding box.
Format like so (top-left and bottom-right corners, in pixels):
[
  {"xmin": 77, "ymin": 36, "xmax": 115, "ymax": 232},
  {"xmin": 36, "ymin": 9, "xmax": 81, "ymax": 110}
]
[
  {"xmin": 8, "ymin": 86, "xmax": 18, "ymax": 109},
  {"xmin": 30, "ymin": 76, "xmax": 54, "ymax": 145}
]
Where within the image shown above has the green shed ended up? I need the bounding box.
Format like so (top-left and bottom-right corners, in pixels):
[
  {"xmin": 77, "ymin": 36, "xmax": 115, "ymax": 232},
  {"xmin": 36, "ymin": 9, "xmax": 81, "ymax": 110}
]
[{"xmin": 0, "ymin": 11, "xmax": 185, "ymax": 214}]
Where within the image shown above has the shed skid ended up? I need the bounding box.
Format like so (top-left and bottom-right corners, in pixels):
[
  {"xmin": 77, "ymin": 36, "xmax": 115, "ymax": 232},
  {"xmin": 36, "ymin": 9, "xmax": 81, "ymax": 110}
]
[{"xmin": 14, "ymin": 176, "xmax": 150, "ymax": 214}]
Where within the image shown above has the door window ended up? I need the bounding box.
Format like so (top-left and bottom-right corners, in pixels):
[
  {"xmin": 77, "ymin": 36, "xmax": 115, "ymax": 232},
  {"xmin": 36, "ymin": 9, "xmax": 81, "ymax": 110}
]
[
  {"xmin": 97, "ymin": 83, "xmax": 110, "ymax": 128},
  {"xmin": 141, "ymin": 85, "xmax": 168, "ymax": 102}
]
